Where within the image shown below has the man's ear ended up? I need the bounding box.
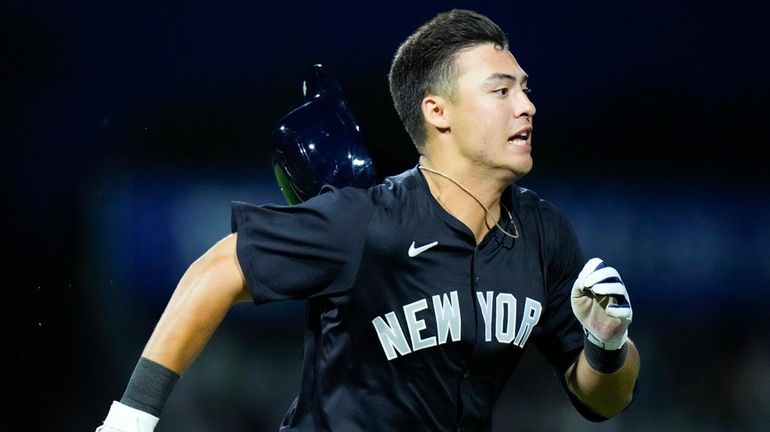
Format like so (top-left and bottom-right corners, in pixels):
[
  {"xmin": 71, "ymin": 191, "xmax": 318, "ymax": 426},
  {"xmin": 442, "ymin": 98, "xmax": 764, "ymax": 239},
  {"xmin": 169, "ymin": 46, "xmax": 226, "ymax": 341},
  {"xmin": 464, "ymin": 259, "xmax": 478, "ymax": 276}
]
[{"xmin": 421, "ymin": 94, "xmax": 450, "ymax": 132}]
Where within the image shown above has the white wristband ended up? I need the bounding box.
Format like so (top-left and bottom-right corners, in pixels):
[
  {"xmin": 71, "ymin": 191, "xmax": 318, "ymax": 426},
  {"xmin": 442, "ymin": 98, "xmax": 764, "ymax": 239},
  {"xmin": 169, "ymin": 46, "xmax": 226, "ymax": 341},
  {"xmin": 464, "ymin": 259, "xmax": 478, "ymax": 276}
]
[
  {"xmin": 101, "ymin": 401, "xmax": 159, "ymax": 432},
  {"xmin": 584, "ymin": 327, "xmax": 628, "ymax": 351}
]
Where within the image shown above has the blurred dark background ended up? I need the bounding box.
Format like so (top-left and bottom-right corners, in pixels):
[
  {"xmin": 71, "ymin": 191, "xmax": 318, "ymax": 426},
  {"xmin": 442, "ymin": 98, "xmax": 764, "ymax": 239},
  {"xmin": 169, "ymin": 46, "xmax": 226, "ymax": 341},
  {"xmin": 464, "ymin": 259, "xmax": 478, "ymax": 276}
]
[{"xmin": 7, "ymin": 1, "xmax": 769, "ymax": 431}]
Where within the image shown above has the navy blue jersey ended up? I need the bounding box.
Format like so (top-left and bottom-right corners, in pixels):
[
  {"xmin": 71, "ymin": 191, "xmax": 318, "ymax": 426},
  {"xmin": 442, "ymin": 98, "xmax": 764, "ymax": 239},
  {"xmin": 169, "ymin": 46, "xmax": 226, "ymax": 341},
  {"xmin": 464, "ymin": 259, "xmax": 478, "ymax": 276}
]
[{"xmin": 231, "ymin": 166, "xmax": 598, "ymax": 431}]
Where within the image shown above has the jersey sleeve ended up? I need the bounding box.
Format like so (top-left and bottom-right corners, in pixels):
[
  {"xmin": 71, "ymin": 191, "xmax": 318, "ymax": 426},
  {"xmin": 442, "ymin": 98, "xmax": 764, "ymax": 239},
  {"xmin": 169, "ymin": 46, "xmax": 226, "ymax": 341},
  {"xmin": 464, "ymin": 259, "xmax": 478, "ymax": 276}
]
[
  {"xmin": 531, "ymin": 200, "xmax": 584, "ymax": 371},
  {"xmin": 230, "ymin": 185, "xmax": 374, "ymax": 304},
  {"xmin": 531, "ymin": 200, "xmax": 612, "ymax": 421}
]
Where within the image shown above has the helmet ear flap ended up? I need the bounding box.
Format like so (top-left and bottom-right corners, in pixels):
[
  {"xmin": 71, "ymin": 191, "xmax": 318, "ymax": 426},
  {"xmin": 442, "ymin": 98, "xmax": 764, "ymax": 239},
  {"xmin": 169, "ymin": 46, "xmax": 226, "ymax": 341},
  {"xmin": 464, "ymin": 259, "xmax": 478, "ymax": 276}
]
[{"xmin": 271, "ymin": 64, "xmax": 377, "ymax": 204}]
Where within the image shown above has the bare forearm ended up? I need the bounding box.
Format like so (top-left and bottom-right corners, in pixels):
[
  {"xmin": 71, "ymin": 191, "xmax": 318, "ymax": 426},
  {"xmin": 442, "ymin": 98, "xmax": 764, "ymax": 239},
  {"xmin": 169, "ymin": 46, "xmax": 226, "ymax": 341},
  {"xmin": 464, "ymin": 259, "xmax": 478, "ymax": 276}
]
[
  {"xmin": 566, "ymin": 339, "xmax": 640, "ymax": 418},
  {"xmin": 142, "ymin": 233, "xmax": 249, "ymax": 374}
]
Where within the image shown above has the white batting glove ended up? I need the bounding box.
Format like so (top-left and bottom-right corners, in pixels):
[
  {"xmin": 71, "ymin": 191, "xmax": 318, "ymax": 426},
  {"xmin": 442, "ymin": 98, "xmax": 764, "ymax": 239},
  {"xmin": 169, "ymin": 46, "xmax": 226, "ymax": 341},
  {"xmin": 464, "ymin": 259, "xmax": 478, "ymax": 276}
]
[
  {"xmin": 95, "ymin": 401, "xmax": 159, "ymax": 432},
  {"xmin": 571, "ymin": 257, "xmax": 632, "ymax": 351}
]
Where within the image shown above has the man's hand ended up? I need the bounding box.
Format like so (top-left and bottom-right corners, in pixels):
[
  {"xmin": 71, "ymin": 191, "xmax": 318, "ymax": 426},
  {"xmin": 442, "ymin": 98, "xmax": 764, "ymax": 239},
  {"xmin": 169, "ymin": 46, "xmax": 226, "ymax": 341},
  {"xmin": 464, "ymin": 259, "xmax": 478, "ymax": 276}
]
[
  {"xmin": 571, "ymin": 258, "xmax": 632, "ymax": 350},
  {"xmin": 95, "ymin": 401, "xmax": 159, "ymax": 432}
]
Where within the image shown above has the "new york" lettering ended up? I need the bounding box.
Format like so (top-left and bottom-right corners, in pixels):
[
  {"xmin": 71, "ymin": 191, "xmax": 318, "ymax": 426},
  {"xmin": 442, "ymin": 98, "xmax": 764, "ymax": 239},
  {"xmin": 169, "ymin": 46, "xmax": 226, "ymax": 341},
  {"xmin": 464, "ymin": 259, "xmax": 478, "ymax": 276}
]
[{"xmin": 371, "ymin": 290, "xmax": 542, "ymax": 361}]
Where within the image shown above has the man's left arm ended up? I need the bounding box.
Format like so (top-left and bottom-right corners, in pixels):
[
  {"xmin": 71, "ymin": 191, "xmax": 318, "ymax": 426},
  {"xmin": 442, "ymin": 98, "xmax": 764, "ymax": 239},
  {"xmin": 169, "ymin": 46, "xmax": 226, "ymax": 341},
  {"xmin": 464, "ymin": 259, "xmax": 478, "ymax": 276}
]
[
  {"xmin": 567, "ymin": 257, "xmax": 640, "ymax": 418},
  {"xmin": 565, "ymin": 337, "xmax": 640, "ymax": 418}
]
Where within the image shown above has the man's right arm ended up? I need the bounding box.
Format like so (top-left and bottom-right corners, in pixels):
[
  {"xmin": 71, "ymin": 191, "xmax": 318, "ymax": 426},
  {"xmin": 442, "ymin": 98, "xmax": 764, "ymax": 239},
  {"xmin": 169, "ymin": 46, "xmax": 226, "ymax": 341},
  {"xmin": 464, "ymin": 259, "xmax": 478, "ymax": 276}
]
[
  {"xmin": 97, "ymin": 233, "xmax": 251, "ymax": 431},
  {"xmin": 141, "ymin": 232, "xmax": 250, "ymax": 372}
]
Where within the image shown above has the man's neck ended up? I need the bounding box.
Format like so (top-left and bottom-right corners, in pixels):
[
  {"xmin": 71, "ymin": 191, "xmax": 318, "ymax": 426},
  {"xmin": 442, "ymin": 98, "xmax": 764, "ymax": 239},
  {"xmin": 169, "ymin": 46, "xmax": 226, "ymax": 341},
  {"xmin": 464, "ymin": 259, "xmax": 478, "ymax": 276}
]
[
  {"xmin": 418, "ymin": 154, "xmax": 509, "ymax": 206},
  {"xmin": 418, "ymin": 155, "xmax": 509, "ymax": 243}
]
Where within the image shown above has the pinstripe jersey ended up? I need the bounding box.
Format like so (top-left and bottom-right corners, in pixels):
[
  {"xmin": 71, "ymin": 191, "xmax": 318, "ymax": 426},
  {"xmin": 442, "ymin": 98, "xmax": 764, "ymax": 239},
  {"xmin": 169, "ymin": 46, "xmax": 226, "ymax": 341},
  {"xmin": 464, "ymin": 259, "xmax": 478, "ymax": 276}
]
[{"xmin": 231, "ymin": 166, "xmax": 597, "ymax": 431}]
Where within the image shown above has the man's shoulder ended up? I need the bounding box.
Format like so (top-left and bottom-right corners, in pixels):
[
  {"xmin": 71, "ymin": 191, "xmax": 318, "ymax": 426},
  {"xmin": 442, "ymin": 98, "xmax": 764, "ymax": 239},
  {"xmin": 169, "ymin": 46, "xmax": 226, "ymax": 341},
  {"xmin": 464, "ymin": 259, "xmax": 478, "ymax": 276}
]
[
  {"xmin": 511, "ymin": 184, "xmax": 548, "ymax": 212},
  {"xmin": 510, "ymin": 185, "xmax": 571, "ymax": 227},
  {"xmin": 379, "ymin": 166, "xmax": 421, "ymax": 194},
  {"xmin": 314, "ymin": 166, "xmax": 420, "ymax": 208}
]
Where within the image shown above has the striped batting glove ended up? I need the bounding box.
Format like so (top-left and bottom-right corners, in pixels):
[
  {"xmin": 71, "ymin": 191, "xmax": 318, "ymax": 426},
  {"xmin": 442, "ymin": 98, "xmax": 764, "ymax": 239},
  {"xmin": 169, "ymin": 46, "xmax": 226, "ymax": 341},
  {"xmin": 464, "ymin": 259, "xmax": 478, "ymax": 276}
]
[{"xmin": 570, "ymin": 258, "xmax": 632, "ymax": 351}]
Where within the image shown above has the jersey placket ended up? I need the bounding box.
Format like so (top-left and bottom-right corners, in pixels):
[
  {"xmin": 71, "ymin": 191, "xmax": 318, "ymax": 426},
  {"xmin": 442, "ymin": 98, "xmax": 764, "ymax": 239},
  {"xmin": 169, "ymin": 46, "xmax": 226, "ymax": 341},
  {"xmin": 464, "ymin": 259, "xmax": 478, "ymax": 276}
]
[{"xmin": 454, "ymin": 246, "xmax": 481, "ymax": 431}]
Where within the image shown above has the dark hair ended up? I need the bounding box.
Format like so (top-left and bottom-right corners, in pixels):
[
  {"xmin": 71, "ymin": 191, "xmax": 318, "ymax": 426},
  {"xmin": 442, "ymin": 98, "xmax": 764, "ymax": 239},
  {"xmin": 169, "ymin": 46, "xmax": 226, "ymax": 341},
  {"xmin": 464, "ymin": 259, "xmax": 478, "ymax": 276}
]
[{"xmin": 388, "ymin": 9, "xmax": 508, "ymax": 151}]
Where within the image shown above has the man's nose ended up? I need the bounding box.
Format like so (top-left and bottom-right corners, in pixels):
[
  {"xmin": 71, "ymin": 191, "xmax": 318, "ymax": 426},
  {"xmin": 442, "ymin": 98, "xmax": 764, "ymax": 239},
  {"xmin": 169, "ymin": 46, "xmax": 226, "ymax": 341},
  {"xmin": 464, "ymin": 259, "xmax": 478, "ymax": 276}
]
[{"xmin": 515, "ymin": 92, "xmax": 536, "ymax": 118}]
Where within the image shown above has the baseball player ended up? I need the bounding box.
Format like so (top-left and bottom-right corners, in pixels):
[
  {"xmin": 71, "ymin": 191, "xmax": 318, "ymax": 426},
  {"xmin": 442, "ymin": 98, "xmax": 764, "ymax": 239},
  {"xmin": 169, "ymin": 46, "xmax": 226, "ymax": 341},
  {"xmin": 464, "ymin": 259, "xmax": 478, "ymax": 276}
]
[{"xmin": 97, "ymin": 9, "xmax": 639, "ymax": 431}]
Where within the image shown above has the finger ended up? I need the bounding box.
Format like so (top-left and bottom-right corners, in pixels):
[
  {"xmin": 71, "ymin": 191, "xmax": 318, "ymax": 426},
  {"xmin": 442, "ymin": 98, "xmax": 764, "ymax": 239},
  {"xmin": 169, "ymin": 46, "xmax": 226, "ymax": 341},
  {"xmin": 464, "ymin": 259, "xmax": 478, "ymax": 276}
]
[
  {"xmin": 581, "ymin": 266, "xmax": 622, "ymax": 288},
  {"xmin": 588, "ymin": 281, "xmax": 627, "ymax": 297},
  {"xmin": 606, "ymin": 304, "xmax": 633, "ymax": 320},
  {"xmin": 579, "ymin": 257, "xmax": 605, "ymax": 279}
]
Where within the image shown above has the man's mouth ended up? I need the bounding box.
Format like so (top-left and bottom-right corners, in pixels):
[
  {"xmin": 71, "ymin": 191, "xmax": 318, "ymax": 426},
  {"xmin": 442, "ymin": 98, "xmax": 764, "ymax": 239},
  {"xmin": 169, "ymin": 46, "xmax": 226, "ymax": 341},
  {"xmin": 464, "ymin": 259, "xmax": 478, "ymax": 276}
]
[{"xmin": 508, "ymin": 126, "xmax": 532, "ymax": 145}]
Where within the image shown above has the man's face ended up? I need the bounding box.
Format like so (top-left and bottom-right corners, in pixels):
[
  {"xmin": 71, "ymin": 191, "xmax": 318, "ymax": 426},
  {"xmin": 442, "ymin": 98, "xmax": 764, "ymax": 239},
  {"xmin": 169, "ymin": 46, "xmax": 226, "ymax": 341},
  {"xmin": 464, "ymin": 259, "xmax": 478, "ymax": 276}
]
[{"xmin": 446, "ymin": 43, "xmax": 536, "ymax": 180}]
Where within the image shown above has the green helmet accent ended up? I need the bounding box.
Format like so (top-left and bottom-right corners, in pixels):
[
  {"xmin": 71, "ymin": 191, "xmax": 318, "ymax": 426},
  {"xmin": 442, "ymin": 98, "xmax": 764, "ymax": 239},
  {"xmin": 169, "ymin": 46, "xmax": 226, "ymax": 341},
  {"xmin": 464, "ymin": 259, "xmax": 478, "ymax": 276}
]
[{"xmin": 273, "ymin": 162, "xmax": 302, "ymax": 206}]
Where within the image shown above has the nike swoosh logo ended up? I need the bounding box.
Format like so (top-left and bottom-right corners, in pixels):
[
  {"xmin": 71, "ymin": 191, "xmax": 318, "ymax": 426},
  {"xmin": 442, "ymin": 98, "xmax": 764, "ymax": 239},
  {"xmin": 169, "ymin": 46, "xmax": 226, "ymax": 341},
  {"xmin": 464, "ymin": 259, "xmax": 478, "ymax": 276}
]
[{"xmin": 408, "ymin": 241, "xmax": 438, "ymax": 257}]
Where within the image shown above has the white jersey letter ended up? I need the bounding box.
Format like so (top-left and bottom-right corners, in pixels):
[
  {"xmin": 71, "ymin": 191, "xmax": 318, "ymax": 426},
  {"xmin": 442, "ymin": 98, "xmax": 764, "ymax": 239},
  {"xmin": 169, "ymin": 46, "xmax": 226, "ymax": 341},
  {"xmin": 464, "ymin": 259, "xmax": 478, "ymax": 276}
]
[
  {"xmin": 432, "ymin": 291, "xmax": 461, "ymax": 344},
  {"xmin": 514, "ymin": 297, "xmax": 542, "ymax": 347},
  {"xmin": 476, "ymin": 291, "xmax": 494, "ymax": 342},
  {"xmin": 372, "ymin": 312, "xmax": 412, "ymax": 361},
  {"xmin": 495, "ymin": 293, "xmax": 517, "ymax": 344},
  {"xmin": 403, "ymin": 299, "xmax": 437, "ymax": 352}
]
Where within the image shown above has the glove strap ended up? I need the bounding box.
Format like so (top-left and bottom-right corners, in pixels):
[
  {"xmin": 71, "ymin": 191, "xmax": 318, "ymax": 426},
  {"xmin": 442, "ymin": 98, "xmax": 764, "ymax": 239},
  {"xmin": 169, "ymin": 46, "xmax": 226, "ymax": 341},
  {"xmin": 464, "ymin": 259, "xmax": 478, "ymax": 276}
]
[
  {"xmin": 583, "ymin": 331, "xmax": 629, "ymax": 374},
  {"xmin": 584, "ymin": 327, "xmax": 627, "ymax": 351}
]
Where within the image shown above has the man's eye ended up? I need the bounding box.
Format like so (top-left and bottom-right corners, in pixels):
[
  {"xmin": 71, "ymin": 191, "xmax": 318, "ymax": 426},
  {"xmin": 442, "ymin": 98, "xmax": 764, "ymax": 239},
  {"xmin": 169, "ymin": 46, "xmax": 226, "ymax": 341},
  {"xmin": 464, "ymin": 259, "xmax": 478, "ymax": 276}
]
[
  {"xmin": 523, "ymin": 87, "xmax": 533, "ymax": 94},
  {"xmin": 495, "ymin": 88, "xmax": 509, "ymax": 96}
]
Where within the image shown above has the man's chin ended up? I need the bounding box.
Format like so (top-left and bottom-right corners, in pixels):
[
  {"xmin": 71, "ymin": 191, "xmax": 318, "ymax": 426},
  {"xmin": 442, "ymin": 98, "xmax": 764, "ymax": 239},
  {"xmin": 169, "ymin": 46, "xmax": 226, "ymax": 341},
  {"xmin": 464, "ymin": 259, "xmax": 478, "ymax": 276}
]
[{"xmin": 503, "ymin": 158, "xmax": 533, "ymax": 182}]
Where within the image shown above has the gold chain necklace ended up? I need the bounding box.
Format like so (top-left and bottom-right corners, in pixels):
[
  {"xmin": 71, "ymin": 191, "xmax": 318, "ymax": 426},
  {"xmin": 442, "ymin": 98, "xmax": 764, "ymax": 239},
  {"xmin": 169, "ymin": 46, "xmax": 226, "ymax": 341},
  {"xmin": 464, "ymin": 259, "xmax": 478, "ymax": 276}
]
[{"xmin": 418, "ymin": 165, "xmax": 519, "ymax": 239}]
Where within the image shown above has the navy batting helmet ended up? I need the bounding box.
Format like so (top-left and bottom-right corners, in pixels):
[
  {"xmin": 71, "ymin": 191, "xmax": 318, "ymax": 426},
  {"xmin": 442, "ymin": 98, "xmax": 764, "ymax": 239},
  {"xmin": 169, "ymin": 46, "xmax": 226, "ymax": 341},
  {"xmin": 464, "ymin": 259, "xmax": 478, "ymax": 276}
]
[{"xmin": 272, "ymin": 64, "xmax": 377, "ymax": 205}]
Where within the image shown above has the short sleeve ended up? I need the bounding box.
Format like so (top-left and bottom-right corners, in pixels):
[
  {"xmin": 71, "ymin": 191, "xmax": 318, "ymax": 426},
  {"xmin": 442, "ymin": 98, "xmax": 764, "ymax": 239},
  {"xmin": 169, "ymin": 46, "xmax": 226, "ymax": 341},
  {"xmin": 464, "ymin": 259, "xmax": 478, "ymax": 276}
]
[
  {"xmin": 531, "ymin": 201, "xmax": 612, "ymax": 421},
  {"xmin": 531, "ymin": 201, "xmax": 585, "ymax": 371},
  {"xmin": 230, "ymin": 185, "xmax": 374, "ymax": 304}
]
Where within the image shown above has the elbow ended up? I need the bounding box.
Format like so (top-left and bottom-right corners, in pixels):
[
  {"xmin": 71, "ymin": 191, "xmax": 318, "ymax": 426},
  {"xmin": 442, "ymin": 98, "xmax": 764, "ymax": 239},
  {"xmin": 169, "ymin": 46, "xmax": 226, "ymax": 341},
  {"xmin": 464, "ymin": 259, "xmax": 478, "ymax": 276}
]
[
  {"xmin": 594, "ymin": 394, "xmax": 633, "ymax": 419},
  {"xmin": 568, "ymin": 340, "xmax": 640, "ymax": 420},
  {"xmin": 565, "ymin": 361, "xmax": 638, "ymax": 420},
  {"xmin": 575, "ymin": 376, "xmax": 635, "ymax": 419}
]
